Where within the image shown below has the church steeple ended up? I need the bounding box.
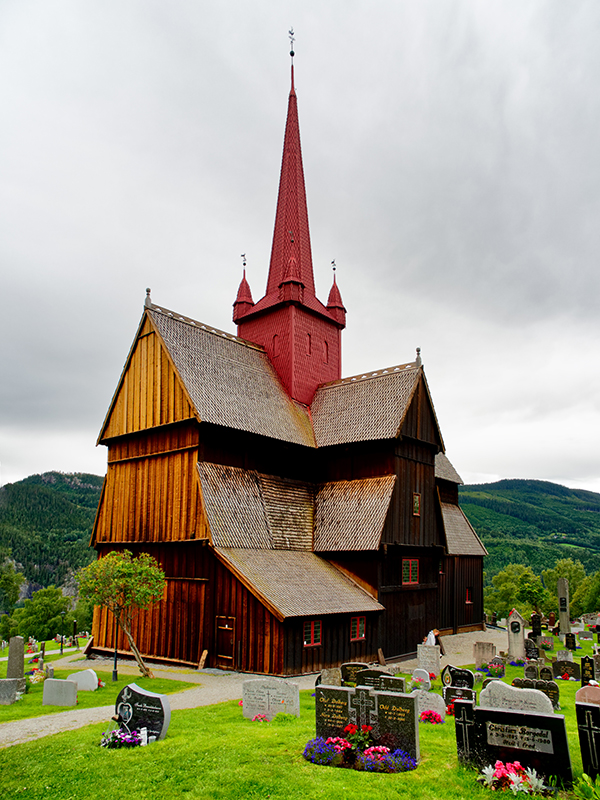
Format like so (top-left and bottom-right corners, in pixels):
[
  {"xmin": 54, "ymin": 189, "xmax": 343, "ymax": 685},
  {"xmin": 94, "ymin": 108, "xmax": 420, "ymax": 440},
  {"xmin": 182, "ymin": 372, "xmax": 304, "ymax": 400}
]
[{"xmin": 233, "ymin": 40, "xmax": 346, "ymax": 405}]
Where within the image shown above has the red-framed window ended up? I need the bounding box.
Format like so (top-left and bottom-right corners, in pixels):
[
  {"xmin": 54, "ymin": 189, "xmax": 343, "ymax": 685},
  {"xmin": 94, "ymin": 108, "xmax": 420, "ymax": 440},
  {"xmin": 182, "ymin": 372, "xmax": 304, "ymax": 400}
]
[
  {"xmin": 350, "ymin": 616, "xmax": 366, "ymax": 641},
  {"xmin": 303, "ymin": 619, "xmax": 322, "ymax": 647},
  {"xmin": 402, "ymin": 559, "xmax": 419, "ymax": 585},
  {"xmin": 413, "ymin": 492, "xmax": 421, "ymax": 516},
  {"xmin": 466, "ymin": 587, "xmax": 473, "ymax": 604}
]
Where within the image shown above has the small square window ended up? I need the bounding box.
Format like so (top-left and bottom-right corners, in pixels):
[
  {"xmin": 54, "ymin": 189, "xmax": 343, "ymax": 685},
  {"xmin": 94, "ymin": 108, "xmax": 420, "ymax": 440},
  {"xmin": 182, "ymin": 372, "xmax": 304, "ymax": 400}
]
[
  {"xmin": 402, "ymin": 559, "xmax": 419, "ymax": 585},
  {"xmin": 303, "ymin": 619, "xmax": 322, "ymax": 647},
  {"xmin": 413, "ymin": 493, "xmax": 421, "ymax": 516},
  {"xmin": 351, "ymin": 616, "xmax": 366, "ymax": 641}
]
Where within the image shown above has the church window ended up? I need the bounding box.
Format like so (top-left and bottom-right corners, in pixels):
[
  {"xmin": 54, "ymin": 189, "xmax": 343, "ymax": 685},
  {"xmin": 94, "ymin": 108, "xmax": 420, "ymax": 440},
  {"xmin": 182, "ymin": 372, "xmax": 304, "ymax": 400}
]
[
  {"xmin": 402, "ymin": 559, "xmax": 419, "ymax": 585},
  {"xmin": 412, "ymin": 493, "xmax": 421, "ymax": 516},
  {"xmin": 303, "ymin": 619, "xmax": 321, "ymax": 647},
  {"xmin": 323, "ymin": 339, "xmax": 329, "ymax": 364},
  {"xmin": 272, "ymin": 334, "xmax": 280, "ymax": 357},
  {"xmin": 466, "ymin": 587, "xmax": 473, "ymax": 604},
  {"xmin": 306, "ymin": 332, "xmax": 312, "ymax": 355},
  {"xmin": 350, "ymin": 616, "xmax": 366, "ymax": 641}
]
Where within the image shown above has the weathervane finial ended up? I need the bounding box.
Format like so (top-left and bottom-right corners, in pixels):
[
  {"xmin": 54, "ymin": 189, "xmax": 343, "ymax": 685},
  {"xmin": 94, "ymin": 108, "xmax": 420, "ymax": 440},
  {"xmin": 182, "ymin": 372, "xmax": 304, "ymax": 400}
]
[
  {"xmin": 241, "ymin": 253, "xmax": 247, "ymax": 268},
  {"xmin": 289, "ymin": 27, "xmax": 295, "ymax": 59},
  {"xmin": 331, "ymin": 259, "xmax": 336, "ymax": 272}
]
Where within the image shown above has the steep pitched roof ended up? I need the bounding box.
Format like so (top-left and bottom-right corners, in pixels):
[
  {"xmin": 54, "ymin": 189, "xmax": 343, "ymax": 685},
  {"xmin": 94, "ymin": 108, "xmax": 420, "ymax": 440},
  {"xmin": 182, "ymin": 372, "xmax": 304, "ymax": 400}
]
[
  {"xmin": 311, "ymin": 363, "xmax": 422, "ymax": 447},
  {"xmin": 214, "ymin": 547, "xmax": 384, "ymax": 620},
  {"xmin": 148, "ymin": 305, "xmax": 315, "ymax": 447},
  {"xmin": 313, "ymin": 476, "xmax": 396, "ymax": 551},
  {"xmin": 435, "ymin": 453, "xmax": 463, "ymax": 484},
  {"xmin": 440, "ymin": 502, "xmax": 488, "ymax": 556}
]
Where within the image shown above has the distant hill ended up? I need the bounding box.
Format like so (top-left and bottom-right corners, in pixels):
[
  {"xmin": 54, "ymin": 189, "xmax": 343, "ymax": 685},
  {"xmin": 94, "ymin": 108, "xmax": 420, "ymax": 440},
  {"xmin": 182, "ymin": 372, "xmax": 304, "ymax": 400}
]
[
  {"xmin": 0, "ymin": 472, "xmax": 103, "ymax": 590},
  {"xmin": 459, "ymin": 479, "xmax": 600, "ymax": 581}
]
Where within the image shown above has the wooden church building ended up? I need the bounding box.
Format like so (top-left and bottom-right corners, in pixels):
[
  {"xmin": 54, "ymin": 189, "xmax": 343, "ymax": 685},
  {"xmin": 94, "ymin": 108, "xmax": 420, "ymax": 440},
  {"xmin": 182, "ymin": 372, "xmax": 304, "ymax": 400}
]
[{"xmin": 90, "ymin": 58, "xmax": 486, "ymax": 675}]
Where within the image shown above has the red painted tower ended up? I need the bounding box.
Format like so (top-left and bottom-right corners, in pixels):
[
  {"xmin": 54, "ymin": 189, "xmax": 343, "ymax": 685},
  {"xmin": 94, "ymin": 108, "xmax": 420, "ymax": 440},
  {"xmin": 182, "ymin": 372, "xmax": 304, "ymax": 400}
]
[{"xmin": 233, "ymin": 59, "xmax": 345, "ymax": 406}]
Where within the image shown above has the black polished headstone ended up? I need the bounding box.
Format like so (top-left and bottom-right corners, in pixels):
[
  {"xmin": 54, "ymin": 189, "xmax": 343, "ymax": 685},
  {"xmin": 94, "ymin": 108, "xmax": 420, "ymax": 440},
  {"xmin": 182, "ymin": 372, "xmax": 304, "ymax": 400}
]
[
  {"xmin": 582, "ymin": 656, "xmax": 595, "ymax": 687},
  {"xmin": 524, "ymin": 663, "xmax": 539, "ymax": 680},
  {"xmin": 525, "ymin": 640, "xmax": 540, "ymax": 660},
  {"xmin": 443, "ymin": 686, "xmax": 475, "ymax": 706},
  {"xmin": 355, "ymin": 669, "xmax": 387, "ymax": 689},
  {"xmin": 535, "ymin": 680, "xmax": 560, "ymax": 709},
  {"xmin": 340, "ymin": 662, "xmax": 369, "ymax": 685},
  {"xmin": 454, "ymin": 700, "xmax": 572, "ymax": 787},
  {"xmin": 441, "ymin": 665, "xmax": 475, "ymax": 689},
  {"xmin": 539, "ymin": 666, "xmax": 553, "ymax": 682},
  {"xmin": 553, "ymin": 660, "xmax": 581, "ymax": 680},
  {"xmin": 577, "ymin": 702, "xmax": 600, "ymax": 780},
  {"xmin": 531, "ymin": 614, "xmax": 542, "ymax": 638},
  {"xmin": 115, "ymin": 683, "xmax": 170, "ymax": 742},
  {"xmin": 378, "ymin": 675, "xmax": 406, "ymax": 693},
  {"xmin": 566, "ymin": 633, "xmax": 577, "ymax": 652}
]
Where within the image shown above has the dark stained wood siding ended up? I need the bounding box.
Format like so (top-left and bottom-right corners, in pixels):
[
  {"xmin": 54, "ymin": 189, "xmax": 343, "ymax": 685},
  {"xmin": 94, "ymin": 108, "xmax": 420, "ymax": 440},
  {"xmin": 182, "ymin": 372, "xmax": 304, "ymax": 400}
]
[
  {"xmin": 400, "ymin": 377, "xmax": 443, "ymax": 448},
  {"xmin": 438, "ymin": 555, "xmax": 485, "ymax": 633}
]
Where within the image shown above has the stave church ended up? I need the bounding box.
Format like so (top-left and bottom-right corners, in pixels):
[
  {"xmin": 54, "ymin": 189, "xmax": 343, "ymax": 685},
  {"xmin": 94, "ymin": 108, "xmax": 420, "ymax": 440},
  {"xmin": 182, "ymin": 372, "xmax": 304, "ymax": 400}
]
[{"xmin": 90, "ymin": 53, "xmax": 486, "ymax": 674}]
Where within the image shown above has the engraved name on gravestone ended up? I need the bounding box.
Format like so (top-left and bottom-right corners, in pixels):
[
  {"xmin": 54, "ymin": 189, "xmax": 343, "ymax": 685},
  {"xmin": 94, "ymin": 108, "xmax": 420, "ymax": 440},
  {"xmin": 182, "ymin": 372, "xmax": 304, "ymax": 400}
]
[
  {"xmin": 531, "ymin": 614, "xmax": 542, "ymax": 638},
  {"xmin": 480, "ymin": 680, "xmax": 553, "ymax": 715},
  {"xmin": 473, "ymin": 642, "xmax": 496, "ymax": 669},
  {"xmin": 315, "ymin": 685, "xmax": 351, "ymax": 736},
  {"xmin": 566, "ymin": 633, "xmax": 577, "ymax": 651},
  {"xmin": 582, "ymin": 656, "xmax": 595, "ymax": 687},
  {"xmin": 553, "ymin": 660, "xmax": 581, "ymax": 680},
  {"xmin": 417, "ymin": 644, "xmax": 440, "ymax": 677},
  {"xmin": 0, "ymin": 679, "xmax": 19, "ymax": 705},
  {"xmin": 340, "ymin": 662, "xmax": 369, "ymax": 685},
  {"xmin": 243, "ymin": 678, "xmax": 299, "ymax": 721},
  {"xmin": 379, "ymin": 676, "xmax": 406, "ymax": 694},
  {"xmin": 355, "ymin": 668, "xmax": 391, "ymax": 690},
  {"xmin": 539, "ymin": 666, "xmax": 553, "ymax": 682},
  {"xmin": 441, "ymin": 665, "xmax": 475, "ymax": 689},
  {"xmin": 508, "ymin": 609, "xmax": 526, "ymax": 661},
  {"xmin": 577, "ymin": 702, "xmax": 600, "ymax": 781},
  {"xmin": 7, "ymin": 636, "xmax": 26, "ymax": 694},
  {"xmin": 454, "ymin": 700, "xmax": 573, "ymax": 787},
  {"xmin": 443, "ymin": 686, "xmax": 476, "ymax": 706},
  {"xmin": 558, "ymin": 578, "xmax": 571, "ymax": 635},
  {"xmin": 115, "ymin": 683, "xmax": 171, "ymax": 741}
]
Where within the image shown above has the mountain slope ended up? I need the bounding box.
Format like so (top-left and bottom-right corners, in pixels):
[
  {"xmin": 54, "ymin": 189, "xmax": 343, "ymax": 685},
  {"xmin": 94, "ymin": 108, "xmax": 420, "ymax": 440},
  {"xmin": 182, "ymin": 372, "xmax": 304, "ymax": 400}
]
[
  {"xmin": 0, "ymin": 472, "xmax": 103, "ymax": 588},
  {"xmin": 459, "ymin": 479, "xmax": 600, "ymax": 580}
]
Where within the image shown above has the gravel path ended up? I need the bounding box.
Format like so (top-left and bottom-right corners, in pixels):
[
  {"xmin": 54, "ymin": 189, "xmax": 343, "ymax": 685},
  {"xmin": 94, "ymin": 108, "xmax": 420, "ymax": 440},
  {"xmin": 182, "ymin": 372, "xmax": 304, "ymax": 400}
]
[{"xmin": 0, "ymin": 628, "xmax": 507, "ymax": 749}]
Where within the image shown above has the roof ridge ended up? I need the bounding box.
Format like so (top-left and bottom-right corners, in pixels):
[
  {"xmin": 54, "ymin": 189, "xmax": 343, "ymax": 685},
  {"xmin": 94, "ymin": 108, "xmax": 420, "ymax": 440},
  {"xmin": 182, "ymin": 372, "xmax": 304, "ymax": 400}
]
[
  {"xmin": 149, "ymin": 304, "xmax": 265, "ymax": 352},
  {"xmin": 318, "ymin": 361, "xmax": 421, "ymax": 389}
]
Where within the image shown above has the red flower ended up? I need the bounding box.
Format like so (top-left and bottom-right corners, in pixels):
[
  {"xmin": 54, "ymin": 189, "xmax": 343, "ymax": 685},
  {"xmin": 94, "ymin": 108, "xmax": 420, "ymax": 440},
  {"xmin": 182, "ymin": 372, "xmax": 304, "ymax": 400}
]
[
  {"xmin": 429, "ymin": 672, "xmax": 436, "ymax": 680},
  {"xmin": 361, "ymin": 725, "xmax": 373, "ymax": 733},
  {"xmin": 344, "ymin": 724, "xmax": 358, "ymax": 735}
]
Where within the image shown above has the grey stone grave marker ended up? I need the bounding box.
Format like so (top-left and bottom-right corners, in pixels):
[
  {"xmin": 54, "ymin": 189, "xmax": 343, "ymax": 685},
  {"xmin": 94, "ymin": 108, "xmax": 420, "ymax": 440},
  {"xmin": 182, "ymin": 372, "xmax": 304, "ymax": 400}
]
[
  {"xmin": 577, "ymin": 702, "xmax": 600, "ymax": 780},
  {"xmin": 553, "ymin": 660, "xmax": 581, "ymax": 680},
  {"xmin": 115, "ymin": 683, "xmax": 171, "ymax": 741},
  {"xmin": 557, "ymin": 649, "xmax": 573, "ymax": 662},
  {"xmin": 317, "ymin": 667, "xmax": 342, "ymax": 686},
  {"xmin": 558, "ymin": 577, "xmax": 571, "ymax": 635},
  {"xmin": 411, "ymin": 668, "xmax": 431, "ymax": 691},
  {"xmin": 508, "ymin": 609, "xmax": 526, "ymax": 661},
  {"xmin": 7, "ymin": 636, "xmax": 26, "ymax": 694},
  {"xmin": 417, "ymin": 644, "xmax": 440, "ymax": 677},
  {"xmin": 480, "ymin": 680, "xmax": 553, "ymax": 715},
  {"xmin": 43, "ymin": 678, "xmax": 77, "ymax": 707},
  {"xmin": 579, "ymin": 631, "xmax": 594, "ymax": 640},
  {"xmin": 473, "ymin": 641, "xmax": 496, "ymax": 669},
  {"xmin": 0, "ymin": 679, "xmax": 19, "ymax": 705},
  {"xmin": 413, "ymin": 689, "xmax": 446, "ymax": 719},
  {"xmin": 539, "ymin": 666, "xmax": 553, "ymax": 682},
  {"xmin": 577, "ymin": 684, "xmax": 600, "ymax": 706},
  {"xmin": 45, "ymin": 663, "xmax": 54, "ymax": 679},
  {"xmin": 524, "ymin": 663, "xmax": 539, "ymax": 680},
  {"xmin": 242, "ymin": 677, "xmax": 299, "ymax": 721},
  {"xmin": 340, "ymin": 662, "xmax": 369, "ymax": 685},
  {"xmin": 454, "ymin": 700, "xmax": 573, "ymax": 787},
  {"xmin": 379, "ymin": 675, "xmax": 406, "ymax": 693},
  {"xmin": 66, "ymin": 668, "xmax": 98, "ymax": 691}
]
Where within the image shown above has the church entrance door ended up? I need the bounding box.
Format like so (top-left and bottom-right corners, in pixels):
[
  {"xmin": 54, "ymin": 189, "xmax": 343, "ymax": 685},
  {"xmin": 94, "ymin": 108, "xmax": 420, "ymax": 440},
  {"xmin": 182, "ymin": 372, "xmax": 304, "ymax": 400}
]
[{"xmin": 215, "ymin": 616, "xmax": 236, "ymax": 668}]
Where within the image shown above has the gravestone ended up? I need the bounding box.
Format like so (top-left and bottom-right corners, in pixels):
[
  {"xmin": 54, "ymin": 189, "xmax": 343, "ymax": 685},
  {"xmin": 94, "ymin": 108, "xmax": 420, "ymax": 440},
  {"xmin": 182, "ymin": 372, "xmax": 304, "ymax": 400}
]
[
  {"xmin": 508, "ymin": 609, "xmax": 526, "ymax": 661},
  {"xmin": 242, "ymin": 678, "xmax": 299, "ymax": 720},
  {"xmin": 539, "ymin": 666, "xmax": 553, "ymax": 682},
  {"xmin": 553, "ymin": 660, "xmax": 581, "ymax": 680},
  {"xmin": 417, "ymin": 644, "xmax": 440, "ymax": 677},
  {"xmin": 315, "ymin": 684, "xmax": 419, "ymax": 760},
  {"xmin": 454, "ymin": 700, "xmax": 572, "ymax": 787},
  {"xmin": 45, "ymin": 663, "xmax": 54, "ymax": 679},
  {"xmin": 443, "ymin": 686, "xmax": 476, "ymax": 706},
  {"xmin": 579, "ymin": 631, "xmax": 594, "ymax": 641},
  {"xmin": 524, "ymin": 663, "xmax": 539, "ymax": 680},
  {"xmin": 576, "ymin": 684, "xmax": 600, "ymax": 707},
  {"xmin": 535, "ymin": 680, "xmax": 560, "ymax": 709},
  {"xmin": 7, "ymin": 636, "xmax": 26, "ymax": 694},
  {"xmin": 441, "ymin": 665, "xmax": 474, "ymax": 689},
  {"xmin": 582, "ymin": 656, "xmax": 595, "ymax": 687},
  {"xmin": 557, "ymin": 649, "xmax": 573, "ymax": 662},
  {"xmin": 411, "ymin": 668, "xmax": 431, "ymax": 691},
  {"xmin": 558, "ymin": 577, "xmax": 571, "ymax": 635},
  {"xmin": 340, "ymin": 662, "xmax": 369, "ymax": 685},
  {"xmin": 413, "ymin": 689, "xmax": 446, "ymax": 719},
  {"xmin": 566, "ymin": 633, "xmax": 577, "ymax": 651},
  {"xmin": 318, "ymin": 668, "xmax": 342, "ymax": 687},
  {"xmin": 480, "ymin": 680, "xmax": 553, "ymax": 715},
  {"xmin": 531, "ymin": 614, "xmax": 542, "ymax": 638},
  {"xmin": 66, "ymin": 669, "xmax": 98, "ymax": 691},
  {"xmin": 594, "ymin": 655, "xmax": 600, "ymax": 678},
  {"xmin": 538, "ymin": 636, "xmax": 554, "ymax": 651},
  {"xmin": 487, "ymin": 657, "xmax": 506, "ymax": 678},
  {"xmin": 522, "ymin": 678, "xmax": 535, "ymax": 689},
  {"xmin": 379, "ymin": 675, "xmax": 406, "ymax": 694},
  {"xmin": 115, "ymin": 683, "xmax": 171, "ymax": 741},
  {"xmin": 354, "ymin": 669, "xmax": 387, "ymax": 689},
  {"xmin": 577, "ymin": 702, "xmax": 600, "ymax": 781},
  {"xmin": 473, "ymin": 641, "xmax": 496, "ymax": 669},
  {"xmin": 0, "ymin": 679, "xmax": 19, "ymax": 705},
  {"xmin": 525, "ymin": 639, "xmax": 540, "ymax": 660},
  {"xmin": 43, "ymin": 678, "xmax": 77, "ymax": 707}
]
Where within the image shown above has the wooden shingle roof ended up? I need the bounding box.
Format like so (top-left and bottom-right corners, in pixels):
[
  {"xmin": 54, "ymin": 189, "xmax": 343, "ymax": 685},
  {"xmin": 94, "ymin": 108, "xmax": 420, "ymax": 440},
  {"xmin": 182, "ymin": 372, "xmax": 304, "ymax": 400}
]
[
  {"xmin": 440, "ymin": 502, "xmax": 488, "ymax": 556},
  {"xmin": 214, "ymin": 547, "xmax": 384, "ymax": 620},
  {"xmin": 149, "ymin": 306, "xmax": 315, "ymax": 447},
  {"xmin": 314, "ymin": 476, "xmax": 396, "ymax": 551}
]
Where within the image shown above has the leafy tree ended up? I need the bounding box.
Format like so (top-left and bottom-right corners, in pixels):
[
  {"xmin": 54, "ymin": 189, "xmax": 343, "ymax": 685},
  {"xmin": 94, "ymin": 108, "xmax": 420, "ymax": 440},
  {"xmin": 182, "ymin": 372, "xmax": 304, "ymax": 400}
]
[
  {"xmin": 0, "ymin": 551, "xmax": 25, "ymax": 614},
  {"xmin": 0, "ymin": 613, "xmax": 18, "ymax": 642},
  {"xmin": 77, "ymin": 550, "xmax": 165, "ymax": 678},
  {"xmin": 13, "ymin": 586, "xmax": 72, "ymax": 641},
  {"xmin": 484, "ymin": 564, "xmax": 549, "ymax": 619},
  {"xmin": 516, "ymin": 572, "xmax": 551, "ymax": 615},
  {"xmin": 571, "ymin": 574, "xmax": 595, "ymax": 617},
  {"xmin": 542, "ymin": 558, "xmax": 586, "ymax": 610}
]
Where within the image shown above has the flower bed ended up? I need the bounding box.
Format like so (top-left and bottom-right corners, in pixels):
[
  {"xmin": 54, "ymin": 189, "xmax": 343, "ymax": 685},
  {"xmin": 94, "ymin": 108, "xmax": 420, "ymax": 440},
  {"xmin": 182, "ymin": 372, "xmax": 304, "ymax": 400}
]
[
  {"xmin": 477, "ymin": 760, "xmax": 553, "ymax": 796},
  {"xmin": 303, "ymin": 737, "xmax": 417, "ymax": 773},
  {"xmin": 100, "ymin": 729, "xmax": 144, "ymax": 749}
]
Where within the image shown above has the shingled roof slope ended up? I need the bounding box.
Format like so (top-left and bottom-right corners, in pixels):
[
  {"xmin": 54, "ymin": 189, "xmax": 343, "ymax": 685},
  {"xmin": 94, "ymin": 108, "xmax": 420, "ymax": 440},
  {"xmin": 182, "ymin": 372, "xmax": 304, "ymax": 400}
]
[
  {"xmin": 310, "ymin": 365, "xmax": 421, "ymax": 447},
  {"xmin": 215, "ymin": 547, "xmax": 384, "ymax": 619},
  {"xmin": 314, "ymin": 475, "xmax": 396, "ymax": 551},
  {"xmin": 149, "ymin": 306, "xmax": 315, "ymax": 447},
  {"xmin": 198, "ymin": 463, "xmax": 313, "ymax": 550},
  {"xmin": 435, "ymin": 453, "xmax": 463, "ymax": 484},
  {"xmin": 440, "ymin": 502, "xmax": 488, "ymax": 556}
]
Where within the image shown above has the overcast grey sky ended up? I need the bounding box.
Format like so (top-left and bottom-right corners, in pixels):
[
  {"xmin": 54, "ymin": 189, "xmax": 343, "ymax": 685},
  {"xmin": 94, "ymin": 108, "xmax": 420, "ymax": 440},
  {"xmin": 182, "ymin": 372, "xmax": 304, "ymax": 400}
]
[{"xmin": 2, "ymin": 1, "xmax": 599, "ymax": 491}]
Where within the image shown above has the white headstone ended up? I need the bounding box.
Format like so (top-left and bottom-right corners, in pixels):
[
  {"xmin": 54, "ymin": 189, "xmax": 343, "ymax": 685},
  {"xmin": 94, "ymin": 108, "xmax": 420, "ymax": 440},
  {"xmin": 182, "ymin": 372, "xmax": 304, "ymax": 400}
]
[
  {"xmin": 66, "ymin": 668, "xmax": 98, "ymax": 691},
  {"xmin": 412, "ymin": 689, "xmax": 446, "ymax": 719},
  {"xmin": 507, "ymin": 609, "xmax": 526, "ymax": 661},
  {"xmin": 412, "ymin": 668, "xmax": 431, "ymax": 691},
  {"xmin": 417, "ymin": 644, "xmax": 440, "ymax": 677},
  {"xmin": 479, "ymin": 679, "xmax": 553, "ymax": 714},
  {"xmin": 242, "ymin": 678, "xmax": 300, "ymax": 720},
  {"xmin": 557, "ymin": 650, "xmax": 573, "ymax": 662},
  {"xmin": 473, "ymin": 641, "xmax": 496, "ymax": 669}
]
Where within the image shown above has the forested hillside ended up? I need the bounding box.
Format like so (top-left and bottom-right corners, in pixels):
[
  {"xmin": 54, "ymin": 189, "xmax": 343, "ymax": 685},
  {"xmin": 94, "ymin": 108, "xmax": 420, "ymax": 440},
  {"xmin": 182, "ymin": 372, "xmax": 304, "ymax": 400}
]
[
  {"xmin": 459, "ymin": 479, "xmax": 600, "ymax": 581},
  {"xmin": 0, "ymin": 472, "xmax": 102, "ymax": 590}
]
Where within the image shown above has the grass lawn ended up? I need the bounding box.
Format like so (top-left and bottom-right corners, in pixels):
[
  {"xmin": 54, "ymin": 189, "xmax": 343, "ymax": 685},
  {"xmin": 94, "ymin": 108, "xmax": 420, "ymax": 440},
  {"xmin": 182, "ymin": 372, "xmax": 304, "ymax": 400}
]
[{"xmin": 0, "ymin": 633, "xmax": 592, "ymax": 799}]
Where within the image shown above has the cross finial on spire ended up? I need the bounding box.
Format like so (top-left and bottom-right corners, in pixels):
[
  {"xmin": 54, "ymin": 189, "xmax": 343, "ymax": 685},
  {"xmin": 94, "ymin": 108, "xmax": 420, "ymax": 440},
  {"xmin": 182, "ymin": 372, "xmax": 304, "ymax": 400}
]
[
  {"xmin": 331, "ymin": 259, "xmax": 336, "ymax": 272},
  {"xmin": 289, "ymin": 27, "xmax": 295, "ymax": 58},
  {"xmin": 241, "ymin": 253, "xmax": 247, "ymax": 268}
]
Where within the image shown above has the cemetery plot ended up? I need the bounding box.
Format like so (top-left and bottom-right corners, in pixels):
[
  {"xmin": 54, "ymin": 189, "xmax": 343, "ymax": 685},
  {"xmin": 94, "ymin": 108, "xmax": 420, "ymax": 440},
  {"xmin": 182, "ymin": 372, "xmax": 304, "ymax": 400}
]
[
  {"xmin": 441, "ymin": 665, "xmax": 474, "ymax": 689},
  {"xmin": 454, "ymin": 700, "xmax": 572, "ymax": 787},
  {"xmin": 417, "ymin": 644, "xmax": 440, "ymax": 677},
  {"xmin": 577, "ymin": 702, "xmax": 600, "ymax": 781},
  {"xmin": 443, "ymin": 686, "xmax": 475, "ymax": 706},
  {"xmin": 243, "ymin": 678, "xmax": 299, "ymax": 721},
  {"xmin": 553, "ymin": 660, "xmax": 581, "ymax": 681},
  {"xmin": 115, "ymin": 683, "xmax": 171, "ymax": 742},
  {"xmin": 480, "ymin": 680, "xmax": 553, "ymax": 715},
  {"xmin": 582, "ymin": 655, "xmax": 595, "ymax": 686},
  {"xmin": 339, "ymin": 662, "xmax": 369, "ymax": 684}
]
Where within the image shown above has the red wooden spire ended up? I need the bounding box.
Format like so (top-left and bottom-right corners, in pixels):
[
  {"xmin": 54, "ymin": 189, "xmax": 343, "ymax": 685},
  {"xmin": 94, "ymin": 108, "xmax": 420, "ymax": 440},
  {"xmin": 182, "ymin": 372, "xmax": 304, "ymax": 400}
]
[{"xmin": 234, "ymin": 58, "xmax": 346, "ymax": 405}]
